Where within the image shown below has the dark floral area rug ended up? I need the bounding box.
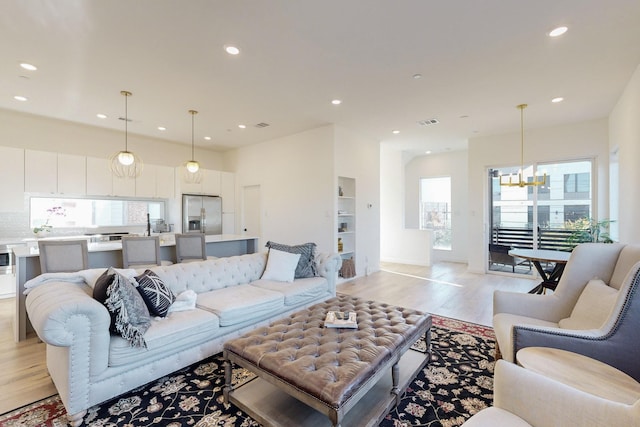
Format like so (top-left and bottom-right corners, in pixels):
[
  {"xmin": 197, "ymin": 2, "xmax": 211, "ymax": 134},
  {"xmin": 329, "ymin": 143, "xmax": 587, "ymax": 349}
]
[{"xmin": 0, "ymin": 315, "xmax": 495, "ymax": 427}]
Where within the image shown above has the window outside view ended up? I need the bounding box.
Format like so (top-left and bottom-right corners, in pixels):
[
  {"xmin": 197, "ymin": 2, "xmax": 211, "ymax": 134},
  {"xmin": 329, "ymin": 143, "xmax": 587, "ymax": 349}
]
[
  {"xmin": 489, "ymin": 159, "xmax": 594, "ymax": 273},
  {"xmin": 419, "ymin": 176, "xmax": 452, "ymax": 250},
  {"xmin": 30, "ymin": 197, "xmax": 165, "ymax": 230}
]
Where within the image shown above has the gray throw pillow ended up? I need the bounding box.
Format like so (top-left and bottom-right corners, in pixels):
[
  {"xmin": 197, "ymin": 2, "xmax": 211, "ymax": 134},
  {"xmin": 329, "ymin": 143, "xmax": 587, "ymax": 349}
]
[
  {"xmin": 265, "ymin": 241, "xmax": 318, "ymax": 278},
  {"xmin": 94, "ymin": 267, "xmax": 151, "ymax": 348}
]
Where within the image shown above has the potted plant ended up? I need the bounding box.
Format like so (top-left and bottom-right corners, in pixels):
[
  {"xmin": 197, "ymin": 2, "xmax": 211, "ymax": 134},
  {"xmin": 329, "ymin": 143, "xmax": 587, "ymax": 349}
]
[{"xmin": 565, "ymin": 218, "xmax": 615, "ymax": 249}]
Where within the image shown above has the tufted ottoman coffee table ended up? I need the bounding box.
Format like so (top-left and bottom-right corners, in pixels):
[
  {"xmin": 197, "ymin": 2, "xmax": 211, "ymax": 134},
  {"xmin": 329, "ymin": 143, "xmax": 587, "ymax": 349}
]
[{"xmin": 223, "ymin": 294, "xmax": 432, "ymax": 427}]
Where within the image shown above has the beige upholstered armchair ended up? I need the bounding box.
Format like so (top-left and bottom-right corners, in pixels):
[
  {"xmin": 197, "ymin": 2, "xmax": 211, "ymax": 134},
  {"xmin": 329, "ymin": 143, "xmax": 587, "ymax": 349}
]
[
  {"xmin": 493, "ymin": 242, "xmax": 640, "ymax": 381},
  {"xmin": 462, "ymin": 360, "xmax": 640, "ymax": 426}
]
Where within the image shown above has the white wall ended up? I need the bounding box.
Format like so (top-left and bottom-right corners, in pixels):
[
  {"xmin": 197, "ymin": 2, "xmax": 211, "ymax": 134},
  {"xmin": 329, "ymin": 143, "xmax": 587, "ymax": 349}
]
[
  {"xmin": 610, "ymin": 64, "xmax": 640, "ymax": 244},
  {"xmin": 404, "ymin": 150, "xmax": 469, "ymax": 263},
  {"xmin": 0, "ymin": 108, "xmax": 226, "ymax": 170},
  {"xmin": 230, "ymin": 125, "xmax": 336, "ymax": 254},
  {"xmin": 467, "ymin": 118, "xmax": 610, "ymax": 273},
  {"xmin": 334, "ymin": 126, "xmax": 381, "ymax": 276}
]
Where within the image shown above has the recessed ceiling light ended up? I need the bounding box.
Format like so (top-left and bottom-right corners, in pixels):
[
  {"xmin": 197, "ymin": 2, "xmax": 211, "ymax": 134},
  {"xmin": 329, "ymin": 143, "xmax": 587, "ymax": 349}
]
[
  {"xmin": 204, "ymin": 136, "xmax": 212, "ymax": 141},
  {"xmin": 551, "ymin": 97, "xmax": 564, "ymax": 103},
  {"xmin": 549, "ymin": 26, "xmax": 568, "ymax": 37},
  {"xmin": 20, "ymin": 63, "xmax": 37, "ymax": 71},
  {"xmin": 425, "ymin": 150, "xmax": 432, "ymax": 155},
  {"xmin": 392, "ymin": 130, "xmax": 400, "ymax": 134},
  {"xmin": 412, "ymin": 73, "xmax": 422, "ymax": 79},
  {"xmin": 331, "ymin": 99, "xmax": 342, "ymax": 105},
  {"xmin": 157, "ymin": 126, "xmax": 166, "ymax": 131},
  {"xmin": 238, "ymin": 124, "xmax": 246, "ymax": 129},
  {"xmin": 14, "ymin": 95, "xmax": 28, "ymax": 102},
  {"xmin": 225, "ymin": 45, "xmax": 240, "ymax": 55},
  {"xmin": 96, "ymin": 113, "xmax": 108, "ymax": 119}
]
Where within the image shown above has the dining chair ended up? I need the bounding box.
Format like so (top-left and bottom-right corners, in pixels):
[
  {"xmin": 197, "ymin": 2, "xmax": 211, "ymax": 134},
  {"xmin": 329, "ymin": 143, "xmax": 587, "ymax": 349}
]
[
  {"xmin": 38, "ymin": 239, "xmax": 89, "ymax": 273},
  {"xmin": 121, "ymin": 236, "xmax": 172, "ymax": 269},
  {"xmin": 174, "ymin": 233, "xmax": 216, "ymax": 263}
]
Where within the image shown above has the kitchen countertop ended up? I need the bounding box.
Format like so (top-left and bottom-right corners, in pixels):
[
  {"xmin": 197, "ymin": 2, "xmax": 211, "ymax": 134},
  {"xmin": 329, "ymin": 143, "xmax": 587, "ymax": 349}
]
[{"xmin": 12, "ymin": 234, "xmax": 259, "ymax": 257}]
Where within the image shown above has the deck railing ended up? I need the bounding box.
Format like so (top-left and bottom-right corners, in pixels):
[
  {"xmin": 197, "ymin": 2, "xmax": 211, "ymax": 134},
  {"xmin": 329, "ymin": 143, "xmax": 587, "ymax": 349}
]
[{"xmin": 492, "ymin": 227, "xmax": 576, "ymax": 252}]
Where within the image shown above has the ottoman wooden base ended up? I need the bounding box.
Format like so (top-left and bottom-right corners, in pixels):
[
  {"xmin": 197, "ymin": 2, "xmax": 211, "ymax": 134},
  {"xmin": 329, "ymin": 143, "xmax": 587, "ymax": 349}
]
[{"xmin": 223, "ymin": 295, "xmax": 432, "ymax": 427}]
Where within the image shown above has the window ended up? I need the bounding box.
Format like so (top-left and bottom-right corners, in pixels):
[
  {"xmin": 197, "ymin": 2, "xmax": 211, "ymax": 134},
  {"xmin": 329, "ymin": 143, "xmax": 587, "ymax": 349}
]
[
  {"xmin": 564, "ymin": 173, "xmax": 590, "ymax": 199},
  {"xmin": 30, "ymin": 197, "xmax": 165, "ymax": 229},
  {"xmin": 419, "ymin": 177, "xmax": 451, "ymax": 250}
]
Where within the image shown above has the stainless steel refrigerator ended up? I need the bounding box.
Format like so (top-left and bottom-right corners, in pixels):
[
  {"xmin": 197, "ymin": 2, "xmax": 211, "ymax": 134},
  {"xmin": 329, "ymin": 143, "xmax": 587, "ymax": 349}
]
[{"xmin": 182, "ymin": 194, "xmax": 222, "ymax": 235}]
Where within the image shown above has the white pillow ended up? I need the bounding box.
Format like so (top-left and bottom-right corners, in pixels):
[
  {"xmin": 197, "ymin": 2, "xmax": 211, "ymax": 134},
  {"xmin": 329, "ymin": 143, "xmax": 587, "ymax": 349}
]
[
  {"xmin": 558, "ymin": 279, "xmax": 619, "ymax": 330},
  {"xmin": 261, "ymin": 249, "xmax": 301, "ymax": 283}
]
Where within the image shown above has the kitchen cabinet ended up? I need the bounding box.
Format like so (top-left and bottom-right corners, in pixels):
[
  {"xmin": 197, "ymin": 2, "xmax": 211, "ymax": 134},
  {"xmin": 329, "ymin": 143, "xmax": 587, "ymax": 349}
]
[
  {"xmin": 177, "ymin": 168, "xmax": 221, "ymax": 196},
  {"xmin": 222, "ymin": 212, "xmax": 236, "ymax": 234},
  {"xmin": 112, "ymin": 173, "xmax": 136, "ymax": 197},
  {"xmin": 25, "ymin": 150, "xmax": 57, "ymax": 193},
  {"xmin": 86, "ymin": 156, "xmax": 112, "ymax": 196},
  {"xmin": 220, "ymin": 171, "xmax": 235, "ymax": 212},
  {"xmin": 57, "ymin": 153, "xmax": 86, "ymax": 195},
  {"xmin": 155, "ymin": 165, "xmax": 175, "ymax": 199},
  {"xmin": 136, "ymin": 164, "xmax": 175, "ymax": 198},
  {"xmin": 0, "ymin": 146, "xmax": 24, "ymax": 212},
  {"xmin": 135, "ymin": 164, "xmax": 156, "ymax": 198},
  {"xmin": 25, "ymin": 151, "xmax": 86, "ymax": 195}
]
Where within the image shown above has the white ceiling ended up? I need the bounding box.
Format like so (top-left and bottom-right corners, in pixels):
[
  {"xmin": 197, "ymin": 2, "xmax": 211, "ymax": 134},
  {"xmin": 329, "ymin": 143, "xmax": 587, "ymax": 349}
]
[{"xmin": 1, "ymin": 1, "xmax": 639, "ymax": 155}]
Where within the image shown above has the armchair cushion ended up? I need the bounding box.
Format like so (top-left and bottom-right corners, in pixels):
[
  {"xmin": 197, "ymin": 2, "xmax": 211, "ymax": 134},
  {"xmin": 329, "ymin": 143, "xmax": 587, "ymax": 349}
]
[{"xmin": 558, "ymin": 279, "xmax": 618, "ymax": 330}]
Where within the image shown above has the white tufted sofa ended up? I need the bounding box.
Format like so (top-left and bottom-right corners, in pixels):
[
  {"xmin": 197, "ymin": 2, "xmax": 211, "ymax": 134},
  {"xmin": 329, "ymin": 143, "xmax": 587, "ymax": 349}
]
[{"xmin": 25, "ymin": 251, "xmax": 342, "ymax": 426}]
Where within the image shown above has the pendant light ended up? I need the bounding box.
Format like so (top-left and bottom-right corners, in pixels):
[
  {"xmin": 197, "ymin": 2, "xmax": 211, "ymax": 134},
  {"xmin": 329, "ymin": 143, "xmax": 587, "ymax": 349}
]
[
  {"xmin": 499, "ymin": 104, "xmax": 546, "ymax": 187},
  {"xmin": 183, "ymin": 109, "xmax": 202, "ymax": 184},
  {"xmin": 109, "ymin": 90, "xmax": 143, "ymax": 178}
]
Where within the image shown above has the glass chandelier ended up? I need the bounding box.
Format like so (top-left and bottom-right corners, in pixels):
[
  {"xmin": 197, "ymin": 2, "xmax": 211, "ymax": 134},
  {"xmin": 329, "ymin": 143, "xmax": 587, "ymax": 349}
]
[
  {"xmin": 109, "ymin": 90, "xmax": 143, "ymax": 178},
  {"xmin": 183, "ymin": 109, "xmax": 203, "ymax": 184}
]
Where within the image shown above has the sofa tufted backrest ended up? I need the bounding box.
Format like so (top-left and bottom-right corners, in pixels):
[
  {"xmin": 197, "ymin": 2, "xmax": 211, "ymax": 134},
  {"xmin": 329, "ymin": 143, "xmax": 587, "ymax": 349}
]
[{"xmin": 150, "ymin": 252, "xmax": 267, "ymax": 295}]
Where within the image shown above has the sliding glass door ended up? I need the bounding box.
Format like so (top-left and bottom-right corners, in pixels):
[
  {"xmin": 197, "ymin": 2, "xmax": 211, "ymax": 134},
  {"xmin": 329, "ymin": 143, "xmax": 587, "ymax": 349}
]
[{"xmin": 488, "ymin": 159, "xmax": 593, "ymax": 274}]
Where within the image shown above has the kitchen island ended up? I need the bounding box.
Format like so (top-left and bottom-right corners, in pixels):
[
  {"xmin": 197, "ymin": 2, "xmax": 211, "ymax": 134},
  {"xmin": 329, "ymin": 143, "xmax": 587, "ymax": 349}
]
[{"xmin": 13, "ymin": 234, "xmax": 259, "ymax": 342}]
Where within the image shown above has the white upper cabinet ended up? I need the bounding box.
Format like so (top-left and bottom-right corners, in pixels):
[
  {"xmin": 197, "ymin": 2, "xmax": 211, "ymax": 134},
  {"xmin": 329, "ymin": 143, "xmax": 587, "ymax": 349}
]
[
  {"xmin": 25, "ymin": 150, "xmax": 86, "ymax": 195},
  {"xmin": 111, "ymin": 174, "xmax": 136, "ymax": 197},
  {"xmin": 220, "ymin": 171, "xmax": 235, "ymax": 213},
  {"xmin": 0, "ymin": 146, "xmax": 24, "ymax": 212},
  {"xmin": 202, "ymin": 169, "xmax": 221, "ymax": 195},
  {"xmin": 135, "ymin": 164, "xmax": 157, "ymax": 198},
  {"xmin": 57, "ymin": 153, "xmax": 86, "ymax": 195},
  {"xmin": 25, "ymin": 150, "xmax": 57, "ymax": 193},
  {"xmin": 86, "ymin": 156, "xmax": 113, "ymax": 196},
  {"xmin": 177, "ymin": 168, "xmax": 221, "ymax": 196},
  {"xmin": 155, "ymin": 165, "xmax": 175, "ymax": 199}
]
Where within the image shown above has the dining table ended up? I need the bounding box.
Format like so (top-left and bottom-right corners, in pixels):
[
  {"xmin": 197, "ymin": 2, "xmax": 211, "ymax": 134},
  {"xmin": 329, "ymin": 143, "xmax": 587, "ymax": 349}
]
[{"xmin": 508, "ymin": 248, "xmax": 572, "ymax": 294}]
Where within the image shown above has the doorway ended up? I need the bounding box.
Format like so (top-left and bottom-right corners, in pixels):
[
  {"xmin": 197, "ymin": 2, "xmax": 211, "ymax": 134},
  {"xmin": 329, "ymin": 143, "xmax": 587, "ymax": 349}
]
[{"xmin": 242, "ymin": 185, "xmax": 261, "ymax": 238}]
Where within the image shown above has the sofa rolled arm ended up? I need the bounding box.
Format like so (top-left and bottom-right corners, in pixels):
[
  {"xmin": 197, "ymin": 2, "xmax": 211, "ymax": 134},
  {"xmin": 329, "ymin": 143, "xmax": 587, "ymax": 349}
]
[
  {"xmin": 493, "ymin": 290, "xmax": 572, "ymax": 322},
  {"xmin": 316, "ymin": 252, "xmax": 342, "ymax": 277},
  {"xmin": 26, "ymin": 281, "xmax": 111, "ymax": 346}
]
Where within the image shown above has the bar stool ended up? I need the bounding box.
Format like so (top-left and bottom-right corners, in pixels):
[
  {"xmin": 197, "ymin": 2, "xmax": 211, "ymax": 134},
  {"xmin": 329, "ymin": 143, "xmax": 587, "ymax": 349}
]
[
  {"xmin": 121, "ymin": 236, "xmax": 172, "ymax": 269},
  {"xmin": 38, "ymin": 239, "xmax": 89, "ymax": 273},
  {"xmin": 175, "ymin": 233, "xmax": 217, "ymax": 263}
]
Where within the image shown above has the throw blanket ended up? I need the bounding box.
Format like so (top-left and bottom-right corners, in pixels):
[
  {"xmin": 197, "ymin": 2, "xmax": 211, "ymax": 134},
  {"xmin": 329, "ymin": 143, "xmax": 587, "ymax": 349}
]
[{"xmin": 23, "ymin": 268, "xmax": 138, "ymax": 294}]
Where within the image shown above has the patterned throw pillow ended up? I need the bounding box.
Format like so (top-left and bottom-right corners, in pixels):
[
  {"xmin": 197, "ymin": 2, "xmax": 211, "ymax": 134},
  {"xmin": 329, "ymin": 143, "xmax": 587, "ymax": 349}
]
[
  {"xmin": 93, "ymin": 268, "xmax": 151, "ymax": 348},
  {"xmin": 265, "ymin": 241, "xmax": 318, "ymax": 278},
  {"xmin": 134, "ymin": 270, "xmax": 176, "ymax": 317}
]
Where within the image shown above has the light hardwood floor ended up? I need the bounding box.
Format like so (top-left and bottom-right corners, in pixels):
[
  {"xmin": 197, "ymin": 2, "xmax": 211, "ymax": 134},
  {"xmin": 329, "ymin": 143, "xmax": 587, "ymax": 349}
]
[{"xmin": 0, "ymin": 261, "xmax": 535, "ymax": 415}]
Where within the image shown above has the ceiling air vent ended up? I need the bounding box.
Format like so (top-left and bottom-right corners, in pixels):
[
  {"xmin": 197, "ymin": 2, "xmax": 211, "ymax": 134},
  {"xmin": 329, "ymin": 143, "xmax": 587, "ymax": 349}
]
[
  {"xmin": 254, "ymin": 122, "xmax": 270, "ymax": 128},
  {"xmin": 417, "ymin": 118, "xmax": 439, "ymax": 126}
]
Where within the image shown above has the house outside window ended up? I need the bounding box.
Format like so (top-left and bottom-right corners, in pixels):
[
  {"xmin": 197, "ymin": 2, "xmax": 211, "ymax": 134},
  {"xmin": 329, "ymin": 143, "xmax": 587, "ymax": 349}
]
[{"xmin": 419, "ymin": 176, "xmax": 452, "ymax": 250}]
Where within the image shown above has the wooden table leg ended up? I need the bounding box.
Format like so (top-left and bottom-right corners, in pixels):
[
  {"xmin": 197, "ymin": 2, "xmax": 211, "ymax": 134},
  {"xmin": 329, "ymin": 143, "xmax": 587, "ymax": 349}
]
[{"xmin": 223, "ymin": 358, "xmax": 232, "ymax": 403}]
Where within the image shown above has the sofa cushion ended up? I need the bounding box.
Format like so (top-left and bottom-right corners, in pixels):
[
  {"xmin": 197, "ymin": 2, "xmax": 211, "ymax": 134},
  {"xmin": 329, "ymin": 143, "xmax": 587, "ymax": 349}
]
[
  {"xmin": 108, "ymin": 308, "xmax": 220, "ymax": 367},
  {"xmin": 261, "ymin": 249, "xmax": 301, "ymax": 283},
  {"xmin": 197, "ymin": 285, "xmax": 284, "ymax": 326},
  {"xmin": 250, "ymin": 276, "xmax": 329, "ymax": 306},
  {"xmin": 265, "ymin": 241, "xmax": 318, "ymax": 278},
  {"xmin": 493, "ymin": 313, "xmax": 558, "ymax": 362},
  {"xmin": 134, "ymin": 269, "xmax": 176, "ymax": 317},
  {"xmin": 558, "ymin": 279, "xmax": 618, "ymax": 330}
]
